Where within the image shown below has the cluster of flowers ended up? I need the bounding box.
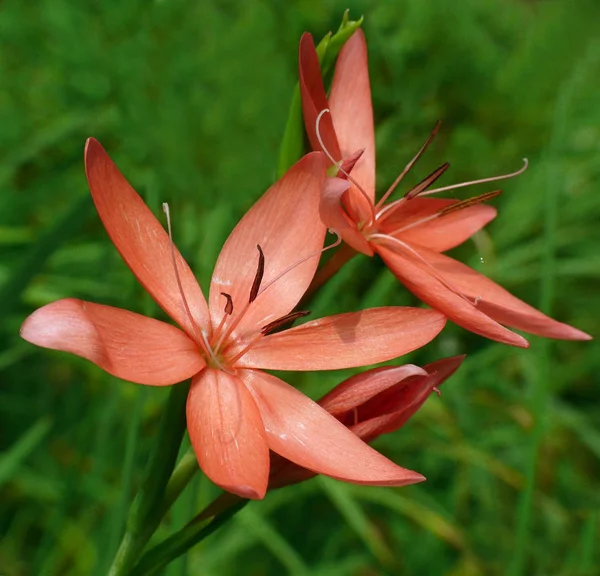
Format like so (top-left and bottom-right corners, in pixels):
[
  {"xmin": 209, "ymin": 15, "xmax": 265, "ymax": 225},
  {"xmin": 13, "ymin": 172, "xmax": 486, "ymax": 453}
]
[{"xmin": 21, "ymin": 31, "xmax": 589, "ymax": 500}]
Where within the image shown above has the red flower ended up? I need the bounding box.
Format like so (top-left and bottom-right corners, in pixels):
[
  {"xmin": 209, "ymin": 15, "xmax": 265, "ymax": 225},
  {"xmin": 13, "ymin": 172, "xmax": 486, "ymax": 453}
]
[
  {"xmin": 269, "ymin": 356, "xmax": 464, "ymax": 489},
  {"xmin": 21, "ymin": 139, "xmax": 447, "ymax": 499},
  {"xmin": 299, "ymin": 31, "xmax": 590, "ymax": 347}
]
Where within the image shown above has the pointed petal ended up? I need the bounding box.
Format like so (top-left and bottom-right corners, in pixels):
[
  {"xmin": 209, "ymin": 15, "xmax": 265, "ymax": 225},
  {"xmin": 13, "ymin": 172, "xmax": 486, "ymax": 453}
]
[
  {"xmin": 85, "ymin": 139, "xmax": 209, "ymax": 338},
  {"xmin": 318, "ymin": 364, "xmax": 428, "ymax": 418},
  {"xmin": 415, "ymin": 248, "xmax": 592, "ymax": 340},
  {"xmin": 20, "ymin": 299, "xmax": 204, "ymax": 385},
  {"xmin": 375, "ymin": 244, "xmax": 529, "ymax": 347},
  {"xmin": 209, "ymin": 153, "xmax": 327, "ymax": 337},
  {"xmin": 321, "ymin": 178, "xmax": 373, "ymax": 256},
  {"xmin": 379, "ymin": 198, "xmax": 497, "ymax": 252},
  {"xmin": 298, "ymin": 33, "xmax": 341, "ymax": 161},
  {"xmin": 241, "ymin": 369, "xmax": 424, "ymax": 487},
  {"xmin": 320, "ymin": 177, "xmax": 353, "ymax": 230},
  {"xmin": 423, "ymin": 354, "xmax": 466, "ymax": 381},
  {"xmin": 341, "ymin": 184, "xmax": 376, "ymax": 236},
  {"xmin": 237, "ymin": 307, "xmax": 446, "ymax": 371},
  {"xmin": 329, "ymin": 30, "xmax": 376, "ymax": 200},
  {"xmin": 350, "ymin": 355, "xmax": 466, "ymax": 442},
  {"xmin": 186, "ymin": 369, "xmax": 269, "ymax": 499}
]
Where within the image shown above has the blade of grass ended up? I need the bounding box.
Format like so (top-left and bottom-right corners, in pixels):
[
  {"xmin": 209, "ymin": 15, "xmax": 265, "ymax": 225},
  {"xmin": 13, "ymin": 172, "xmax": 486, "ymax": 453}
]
[
  {"xmin": 237, "ymin": 508, "xmax": 310, "ymax": 575},
  {"xmin": 0, "ymin": 418, "xmax": 52, "ymax": 489},
  {"xmin": 317, "ymin": 476, "xmax": 395, "ymax": 569},
  {"xmin": 509, "ymin": 40, "xmax": 598, "ymax": 576},
  {"xmin": 0, "ymin": 193, "xmax": 93, "ymax": 321}
]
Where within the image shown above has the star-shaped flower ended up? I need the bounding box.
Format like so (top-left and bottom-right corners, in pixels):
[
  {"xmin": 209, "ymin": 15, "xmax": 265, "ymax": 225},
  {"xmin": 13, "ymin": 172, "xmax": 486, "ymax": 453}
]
[
  {"xmin": 21, "ymin": 140, "xmax": 447, "ymax": 499},
  {"xmin": 299, "ymin": 30, "xmax": 590, "ymax": 347}
]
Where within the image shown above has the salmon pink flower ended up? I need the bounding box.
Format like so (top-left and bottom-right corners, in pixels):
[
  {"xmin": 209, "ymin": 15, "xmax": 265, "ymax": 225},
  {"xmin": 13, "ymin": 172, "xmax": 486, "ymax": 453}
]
[
  {"xmin": 269, "ymin": 355, "xmax": 464, "ymax": 489},
  {"xmin": 21, "ymin": 139, "xmax": 447, "ymax": 500},
  {"xmin": 299, "ymin": 31, "xmax": 591, "ymax": 347}
]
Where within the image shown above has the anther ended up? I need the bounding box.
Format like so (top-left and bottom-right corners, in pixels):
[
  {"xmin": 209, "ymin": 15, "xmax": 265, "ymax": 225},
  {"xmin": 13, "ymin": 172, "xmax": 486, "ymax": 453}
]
[
  {"xmin": 404, "ymin": 162, "xmax": 451, "ymax": 200},
  {"xmin": 261, "ymin": 310, "xmax": 311, "ymax": 335},
  {"xmin": 249, "ymin": 245, "xmax": 265, "ymax": 304},
  {"xmin": 221, "ymin": 292, "xmax": 234, "ymax": 315},
  {"xmin": 420, "ymin": 158, "xmax": 529, "ymax": 198},
  {"xmin": 437, "ymin": 190, "xmax": 502, "ymax": 216},
  {"xmin": 375, "ymin": 120, "xmax": 442, "ymax": 210},
  {"xmin": 162, "ymin": 202, "xmax": 209, "ymax": 356}
]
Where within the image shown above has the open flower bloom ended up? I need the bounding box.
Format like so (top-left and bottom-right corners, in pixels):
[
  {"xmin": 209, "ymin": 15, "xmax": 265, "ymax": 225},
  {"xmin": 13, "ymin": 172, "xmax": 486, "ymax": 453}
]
[
  {"xmin": 21, "ymin": 139, "xmax": 447, "ymax": 500},
  {"xmin": 269, "ymin": 355, "xmax": 464, "ymax": 489},
  {"xmin": 299, "ymin": 31, "xmax": 591, "ymax": 347}
]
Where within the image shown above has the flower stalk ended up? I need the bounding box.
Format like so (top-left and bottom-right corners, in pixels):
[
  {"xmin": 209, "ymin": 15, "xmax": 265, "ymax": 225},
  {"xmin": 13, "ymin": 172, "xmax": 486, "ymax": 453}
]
[{"xmin": 108, "ymin": 381, "xmax": 190, "ymax": 576}]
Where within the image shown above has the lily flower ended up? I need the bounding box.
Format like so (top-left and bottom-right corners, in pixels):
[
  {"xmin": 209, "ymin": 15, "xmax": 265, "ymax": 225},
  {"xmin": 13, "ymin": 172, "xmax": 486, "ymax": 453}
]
[
  {"xmin": 269, "ymin": 355, "xmax": 465, "ymax": 489},
  {"xmin": 299, "ymin": 31, "xmax": 591, "ymax": 347},
  {"xmin": 21, "ymin": 139, "xmax": 447, "ymax": 500}
]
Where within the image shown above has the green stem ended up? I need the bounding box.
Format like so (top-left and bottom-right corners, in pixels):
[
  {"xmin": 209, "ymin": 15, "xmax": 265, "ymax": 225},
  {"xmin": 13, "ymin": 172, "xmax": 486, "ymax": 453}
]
[
  {"xmin": 161, "ymin": 448, "xmax": 199, "ymax": 515},
  {"xmin": 130, "ymin": 500, "xmax": 249, "ymax": 576},
  {"xmin": 108, "ymin": 381, "xmax": 191, "ymax": 576}
]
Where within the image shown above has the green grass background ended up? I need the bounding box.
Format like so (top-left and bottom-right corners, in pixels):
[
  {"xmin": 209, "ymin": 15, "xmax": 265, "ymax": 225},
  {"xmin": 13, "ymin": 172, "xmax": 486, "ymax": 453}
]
[{"xmin": 1, "ymin": 0, "xmax": 599, "ymax": 574}]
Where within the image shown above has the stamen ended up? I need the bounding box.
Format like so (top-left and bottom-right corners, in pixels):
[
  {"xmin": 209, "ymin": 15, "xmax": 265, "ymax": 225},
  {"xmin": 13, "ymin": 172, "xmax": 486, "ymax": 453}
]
[
  {"xmin": 261, "ymin": 310, "xmax": 311, "ymax": 335},
  {"xmin": 382, "ymin": 190, "xmax": 502, "ymax": 237},
  {"xmin": 315, "ymin": 109, "xmax": 375, "ymax": 225},
  {"xmin": 162, "ymin": 203, "xmax": 210, "ymax": 356},
  {"xmin": 418, "ymin": 158, "xmax": 529, "ymax": 197},
  {"xmin": 404, "ymin": 162, "xmax": 450, "ymax": 200},
  {"xmin": 226, "ymin": 310, "xmax": 311, "ymax": 365},
  {"xmin": 375, "ymin": 120, "xmax": 442, "ymax": 210},
  {"xmin": 221, "ymin": 292, "xmax": 234, "ymax": 315},
  {"xmin": 437, "ymin": 190, "xmax": 502, "ymax": 216},
  {"xmin": 213, "ymin": 233, "xmax": 342, "ymax": 355},
  {"xmin": 200, "ymin": 330, "xmax": 234, "ymax": 374},
  {"xmin": 210, "ymin": 292, "xmax": 234, "ymax": 349},
  {"xmin": 249, "ymin": 245, "xmax": 265, "ymax": 303},
  {"xmin": 432, "ymin": 387, "xmax": 441, "ymax": 397},
  {"xmin": 375, "ymin": 163, "xmax": 450, "ymax": 225}
]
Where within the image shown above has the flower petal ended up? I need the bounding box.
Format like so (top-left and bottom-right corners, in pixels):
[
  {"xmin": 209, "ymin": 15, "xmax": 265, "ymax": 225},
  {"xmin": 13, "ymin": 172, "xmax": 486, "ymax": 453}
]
[
  {"xmin": 379, "ymin": 198, "xmax": 497, "ymax": 252},
  {"xmin": 85, "ymin": 139, "xmax": 210, "ymax": 338},
  {"xmin": 237, "ymin": 307, "xmax": 446, "ymax": 371},
  {"xmin": 299, "ymin": 33, "xmax": 341, "ymax": 162},
  {"xmin": 329, "ymin": 30, "xmax": 376, "ymax": 200},
  {"xmin": 209, "ymin": 152, "xmax": 327, "ymax": 337},
  {"xmin": 186, "ymin": 369, "xmax": 269, "ymax": 499},
  {"xmin": 414, "ymin": 248, "xmax": 592, "ymax": 340},
  {"xmin": 375, "ymin": 244, "xmax": 529, "ymax": 347},
  {"xmin": 321, "ymin": 178, "xmax": 373, "ymax": 256},
  {"xmin": 241, "ymin": 369, "xmax": 425, "ymax": 487},
  {"xmin": 350, "ymin": 355, "xmax": 466, "ymax": 442},
  {"xmin": 318, "ymin": 364, "xmax": 428, "ymax": 417},
  {"xmin": 20, "ymin": 299, "xmax": 204, "ymax": 385}
]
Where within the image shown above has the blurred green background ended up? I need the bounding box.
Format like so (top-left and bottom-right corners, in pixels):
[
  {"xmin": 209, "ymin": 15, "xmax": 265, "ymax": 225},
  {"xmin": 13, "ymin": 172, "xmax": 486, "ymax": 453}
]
[{"xmin": 1, "ymin": 0, "xmax": 599, "ymax": 574}]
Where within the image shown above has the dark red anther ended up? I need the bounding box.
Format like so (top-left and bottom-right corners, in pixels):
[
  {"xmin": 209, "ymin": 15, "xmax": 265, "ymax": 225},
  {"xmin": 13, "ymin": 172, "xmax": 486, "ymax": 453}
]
[
  {"xmin": 261, "ymin": 310, "xmax": 311, "ymax": 335},
  {"xmin": 221, "ymin": 292, "xmax": 233, "ymax": 315},
  {"xmin": 437, "ymin": 190, "xmax": 502, "ymax": 216},
  {"xmin": 404, "ymin": 162, "xmax": 450, "ymax": 200},
  {"xmin": 249, "ymin": 245, "xmax": 265, "ymax": 304}
]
